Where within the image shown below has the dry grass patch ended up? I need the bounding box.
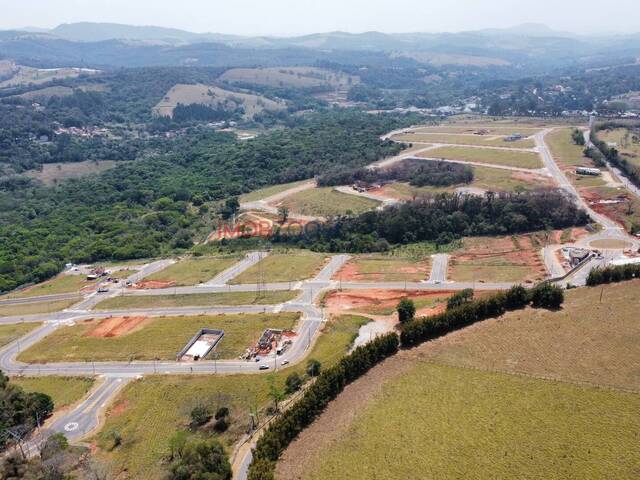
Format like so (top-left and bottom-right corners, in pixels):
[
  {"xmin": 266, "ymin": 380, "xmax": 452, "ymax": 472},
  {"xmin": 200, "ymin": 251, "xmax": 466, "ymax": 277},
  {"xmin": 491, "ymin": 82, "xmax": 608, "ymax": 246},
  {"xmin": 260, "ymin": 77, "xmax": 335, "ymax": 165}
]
[
  {"xmin": 240, "ymin": 180, "xmax": 310, "ymax": 203},
  {"xmin": 0, "ymin": 322, "xmax": 41, "ymax": 348},
  {"xmin": 277, "ymin": 187, "xmax": 380, "ymax": 217},
  {"xmin": 393, "ymin": 132, "xmax": 535, "ymax": 148},
  {"xmin": 0, "ymin": 298, "xmax": 79, "ymax": 317},
  {"xmin": 143, "ymin": 255, "xmax": 241, "ymax": 286},
  {"xmin": 335, "ymin": 255, "xmax": 431, "ymax": 282},
  {"xmin": 25, "ymin": 160, "xmax": 117, "ymax": 186},
  {"xmin": 448, "ymin": 234, "xmax": 547, "ymax": 283},
  {"xmin": 423, "ymin": 145, "xmax": 543, "ymax": 169},
  {"xmin": 230, "ymin": 252, "xmax": 328, "ymax": 284},
  {"xmin": 219, "ymin": 67, "xmax": 358, "ymax": 89},
  {"xmin": 3, "ymin": 274, "xmax": 97, "ymax": 299},
  {"xmin": 12, "ymin": 376, "xmax": 94, "ymax": 410}
]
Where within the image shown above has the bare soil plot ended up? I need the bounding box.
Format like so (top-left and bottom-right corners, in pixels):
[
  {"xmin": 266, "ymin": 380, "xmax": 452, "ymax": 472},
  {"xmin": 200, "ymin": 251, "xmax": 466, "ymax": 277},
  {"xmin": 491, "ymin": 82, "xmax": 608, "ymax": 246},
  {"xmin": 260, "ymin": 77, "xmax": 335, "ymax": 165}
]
[
  {"xmin": 422, "ymin": 145, "xmax": 543, "ymax": 169},
  {"xmin": 448, "ymin": 234, "xmax": 547, "ymax": 283},
  {"xmin": 276, "ymin": 187, "xmax": 380, "ymax": 217},
  {"xmin": 25, "ymin": 160, "xmax": 118, "ymax": 186},
  {"xmin": 334, "ymin": 255, "xmax": 431, "ymax": 282},
  {"xmin": 0, "ymin": 322, "xmax": 41, "ymax": 348},
  {"xmin": 17, "ymin": 312, "xmax": 299, "ymax": 363},
  {"xmin": 323, "ymin": 289, "xmax": 453, "ymax": 317},
  {"xmin": 580, "ymin": 187, "xmax": 640, "ymax": 230},
  {"xmin": 0, "ymin": 298, "xmax": 79, "ymax": 317},
  {"xmin": 93, "ymin": 290, "xmax": 298, "ymax": 310},
  {"xmin": 219, "ymin": 67, "xmax": 358, "ymax": 89},
  {"xmin": 279, "ymin": 361, "xmax": 640, "ymax": 480},
  {"xmin": 229, "ymin": 251, "xmax": 328, "ymax": 284},
  {"xmin": 393, "ymin": 132, "xmax": 535, "ymax": 149},
  {"xmin": 153, "ymin": 84, "xmax": 285, "ymax": 119},
  {"xmin": 414, "ymin": 125, "xmax": 544, "ymax": 135},
  {"xmin": 142, "ymin": 255, "xmax": 241, "ymax": 286}
]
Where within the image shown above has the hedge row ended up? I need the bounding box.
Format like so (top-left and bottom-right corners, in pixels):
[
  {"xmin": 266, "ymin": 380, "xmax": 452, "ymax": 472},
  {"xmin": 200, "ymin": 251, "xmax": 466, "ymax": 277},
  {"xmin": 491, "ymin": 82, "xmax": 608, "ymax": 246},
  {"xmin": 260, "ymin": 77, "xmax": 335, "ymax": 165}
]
[
  {"xmin": 586, "ymin": 264, "xmax": 640, "ymax": 286},
  {"xmin": 248, "ymin": 333, "xmax": 400, "ymax": 480},
  {"xmin": 400, "ymin": 284, "xmax": 559, "ymax": 347}
]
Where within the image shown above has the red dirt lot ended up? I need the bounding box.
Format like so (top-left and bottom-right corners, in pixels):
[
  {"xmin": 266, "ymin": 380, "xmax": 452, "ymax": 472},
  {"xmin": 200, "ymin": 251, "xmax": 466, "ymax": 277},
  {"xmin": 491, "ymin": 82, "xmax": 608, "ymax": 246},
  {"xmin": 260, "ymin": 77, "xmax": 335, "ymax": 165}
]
[
  {"xmin": 130, "ymin": 280, "xmax": 176, "ymax": 290},
  {"xmin": 324, "ymin": 289, "xmax": 454, "ymax": 316},
  {"xmin": 334, "ymin": 259, "xmax": 429, "ymax": 282},
  {"xmin": 580, "ymin": 188, "xmax": 630, "ymax": 228},
  {"xmin": 84, "ymin": 316, "xmax": 149, "ymax": 338}
]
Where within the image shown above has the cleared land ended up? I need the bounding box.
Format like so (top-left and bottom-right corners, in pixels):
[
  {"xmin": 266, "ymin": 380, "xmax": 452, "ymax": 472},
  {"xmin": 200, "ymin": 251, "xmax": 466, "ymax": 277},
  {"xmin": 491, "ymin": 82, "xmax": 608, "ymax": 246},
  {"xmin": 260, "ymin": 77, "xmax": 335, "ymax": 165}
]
[
  {"xmin": 25, "ymin": 160, "xmax": 117, "ymax": 186},
  {"xmin": 240, "ymin": 180, "xmax": 310, "ymax": 203},
  {"xmin": 277, "ymin": 281, "xmax": 640, "ymax": 480},
  {"xmin": 414, "ymin": 125, "xmax": 544, "ymax": 135},
  {"xmin": 0, "ymin": 322, "xmax": 41, "ymax": 348},
  {"xmin": 0, "ymin": 298, "xmax": 79, "ymax": 317},
  {"xmin": 93, "ymin": 290, "xmax": 298, "ymax": 310},
  {"xmin": 142, "ymin": 255, "xmax": 241, "ymax": 286},
  {"xmin": 17, "ymin": 313, "xmax": 299, "ymax": 363},
  {"xmin": 0, "ymin": 63, "xmax": 99, "ymax": 89},
  {"xmin": 335, "ymin": 255, "xmax": 431, "ymax": 282},
  {"xmin": 153, "ymin": 84, "xmax": 284, "ymax": 119},
  {"xmin": 324, "ymin": 289, "xmax": 452, "ymax": 317},
  {"xmin": 285, "ymin": 362, "xmax": 640, "ymax": 480},
  {"xmin": 277, "ymin": 187, "xmax": 380, "ymax": 217},
  {"xmin": 93, "ymin": 314, "xmax": 367, "ymax": 480},
  {"xmin": 448, "ymin": 234, "xmax": 547, "ymax": 283},
  {"xmin": 12, "ymin": 376, "xmax": 94, "ymax": 410},
  {"xmin": 219, "ymin": 67, "xmax": 358, "ymax": 89},
  {"xmin": 230, "ymin": 252, "xmax": 328, "ymax": 284},
  {"xmin": 3, "ymin": 274, "xmax": 97, "ymax": 299},
  {"xmin": 546, "ymin": 128, "xmax": 608, "ymax": 187},
  {"xmin": 422, "ymin": 145, "xmax": 543, "ymax": 169},
  {"xmin": 393, "ymin": 132, "xmax": 536, "ymax": 149}
]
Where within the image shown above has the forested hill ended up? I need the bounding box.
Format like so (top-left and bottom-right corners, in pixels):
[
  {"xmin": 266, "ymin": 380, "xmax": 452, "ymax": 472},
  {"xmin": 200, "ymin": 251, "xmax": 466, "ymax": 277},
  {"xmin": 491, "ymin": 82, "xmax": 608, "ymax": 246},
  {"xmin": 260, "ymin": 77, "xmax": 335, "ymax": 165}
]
[{"xmin": 0, "ymin": 111, "xmax": 412, "ymax": 293}]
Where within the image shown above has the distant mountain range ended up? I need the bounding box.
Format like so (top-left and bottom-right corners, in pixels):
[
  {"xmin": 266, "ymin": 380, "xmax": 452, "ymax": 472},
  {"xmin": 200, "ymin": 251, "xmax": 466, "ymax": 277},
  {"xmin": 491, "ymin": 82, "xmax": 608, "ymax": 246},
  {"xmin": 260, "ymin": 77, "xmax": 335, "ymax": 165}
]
[{"xmin": 1, "ymin": 22, "xmax": 639, "ymax": 71}]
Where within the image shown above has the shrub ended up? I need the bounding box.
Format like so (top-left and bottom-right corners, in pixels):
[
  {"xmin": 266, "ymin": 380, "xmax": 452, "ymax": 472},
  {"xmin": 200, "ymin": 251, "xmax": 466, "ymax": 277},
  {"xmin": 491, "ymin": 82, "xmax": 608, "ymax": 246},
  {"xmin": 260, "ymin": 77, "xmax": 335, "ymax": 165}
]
[
  {"xmin": 285, "ymin": 372, "xmax": 303, "ymax": 394},
  {"xmin": 587, "ymin": 264, "xmax": 640, "ymax": 286},
  {"xmin": 170, "ymin": 439, "xmax": 231, "ymax": 480},
  {"xmin": 529, "ymin": 283, "xmax": 564, "ymax": 310},
  {"xmin": 214, "ymin": 407, "xmax": 229, "ymax": 420},
  {"xmin": 189, "ymin": 405, "xmax": 211, "ymax": 428},
  {"xmin": 306, "ymin": 359, "xmax": 321, "ymax": 377},
  {"xmin": 213, "ymin": 417, "xmax": 229, "ymax": 433},
  {"xmin": 396, "ymin": 298, "xmax": 416, "ymax": 324},
  {"xmin": 446, "ymin": 288, "xmax": 474, "ymax": 310}
]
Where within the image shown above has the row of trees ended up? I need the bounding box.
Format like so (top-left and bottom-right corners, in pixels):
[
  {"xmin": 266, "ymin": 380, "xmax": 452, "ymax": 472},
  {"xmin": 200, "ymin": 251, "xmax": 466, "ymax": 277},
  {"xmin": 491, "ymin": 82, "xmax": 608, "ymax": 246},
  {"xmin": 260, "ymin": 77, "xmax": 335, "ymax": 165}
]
[
  {"xmin": 400, "ymin": 283, "xmax": 563, "ymax": 347},
  {"xmin": 317, "ymin": 159, "xmax": 473, "ymax": 189},
  {"xmin": 592, "ymin": 126, "xmax": 640, "ymax": 189},
  {"xmin": 270, "ymin": 189, "xmax": 589, "ymax": 252},
  {"xmin": 586, "ymin": 264, "xmax": 640, "ymax": 286}
]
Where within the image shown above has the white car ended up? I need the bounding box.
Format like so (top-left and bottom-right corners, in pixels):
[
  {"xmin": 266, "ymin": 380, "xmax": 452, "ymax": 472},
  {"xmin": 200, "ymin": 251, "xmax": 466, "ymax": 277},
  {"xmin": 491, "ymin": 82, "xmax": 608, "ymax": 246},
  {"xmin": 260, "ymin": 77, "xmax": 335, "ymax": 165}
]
[
  {"xmin": 281, "ymin": 360, "xmax": 290, "ymax": 366},
  {"xmin": 259, "ymin": 365, "xmax": 270, "ymax": 370}
]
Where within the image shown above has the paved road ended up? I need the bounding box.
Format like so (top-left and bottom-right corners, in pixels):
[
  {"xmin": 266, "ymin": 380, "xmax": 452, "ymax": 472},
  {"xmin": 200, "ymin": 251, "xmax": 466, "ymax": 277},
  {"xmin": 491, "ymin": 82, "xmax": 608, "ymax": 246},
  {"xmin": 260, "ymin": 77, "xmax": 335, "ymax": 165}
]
[
  {"xmin": 428, "ymin": 254, "xmax": 450, "ymax": 284},
  {"xmin": 203, "ymin": 251, "xmax": 269, "ymax": 286},
  {"xmin": 0, "ymin": 292, "xmax": 82, "ymax": 307},
  {"xmin": 334, "ymin": 186, "xmax": 399, "ymax": 207}
]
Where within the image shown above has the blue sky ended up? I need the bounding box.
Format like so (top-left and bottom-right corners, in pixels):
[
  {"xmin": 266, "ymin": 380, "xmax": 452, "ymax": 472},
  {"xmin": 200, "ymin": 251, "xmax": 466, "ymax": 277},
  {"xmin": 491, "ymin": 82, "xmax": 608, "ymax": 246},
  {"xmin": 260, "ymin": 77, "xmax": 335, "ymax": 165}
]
[{"xmin": 2, "ymin": 0, "xmax": 638, "ymax": 36}]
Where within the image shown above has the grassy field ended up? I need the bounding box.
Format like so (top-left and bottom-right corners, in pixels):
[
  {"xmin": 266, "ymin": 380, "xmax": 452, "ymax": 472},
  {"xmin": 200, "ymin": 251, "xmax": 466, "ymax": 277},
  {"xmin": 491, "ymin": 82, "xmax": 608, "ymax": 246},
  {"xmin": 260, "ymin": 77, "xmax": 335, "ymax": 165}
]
[
  {"xmin": 393, "ymin": 132, "xmax": 536, "ymax": 149},
  {"xmin": 219, "ymin": 67, "xmax": 358, "ymax": 89},
  {"xmin": 337, "ymin": 255, "xmax": 431, "ymax": 282},
  {"xmin": 0, "ymin": 298, "xmax": 78, "ymax": 317},
  {"xmin": 93, "ymin": 290, "xmax": 298, "ymax": 310},
  {"xmin": 143, "ymin": 255, "xmax": 241, "ymax": 286},
  {"xmin": 296, "ymin": 362, "xmax": 640, "ymax": 480},
  {"xmin": 423, "ymin": 145, "xmax": 543, "ymax": 169},
  {"xmin": 0, "ymin": 322, "xmax": 41, "ymax": 348},
  {"xmin": 421, "ymin": 280, "xmax": 640, "ymax": 391},
  {"xmin": 153, "ymin": 84, "xmax": 284, "ymax": 119},
  {"xmin": 240, "ymin": 180, "xmax": 310, "ymax": 202},
  {"xmin": 448, "ymin": 234, "xmax": 546, "ymax": 283},
  {"xmin": 25, "ymin": 160, "xmax": 118, "ymax": 186},
  {"xmin": 0, "ymin": 64, "xmax": 98, "ymax": 89},
  {"xmin": 598, "ymin": 128, "xmax": 640, "ymax": 167},
  {"xmin": 230, "ymin": 251, "xmax": 328, "ymax": 284},
  {"xmin": 17, "ymin": 313, "xmax": 299, "ymax": 363},
  {"xmin": 93, "ymin": 314, "xmax": 368, "ymax": 480},
  {"xmin": 12, "ymin": 376, "xmax": 94, "ymax": 409},
  {"xmin": 3, "ymin": 274, "xmax": 94, "ymax": 299},
  {"xmin": 278, "ymin": 187, "xmax": 380, "ymax": 217}
]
